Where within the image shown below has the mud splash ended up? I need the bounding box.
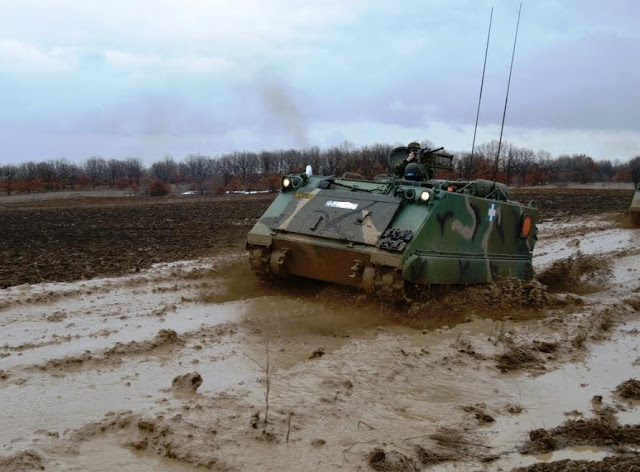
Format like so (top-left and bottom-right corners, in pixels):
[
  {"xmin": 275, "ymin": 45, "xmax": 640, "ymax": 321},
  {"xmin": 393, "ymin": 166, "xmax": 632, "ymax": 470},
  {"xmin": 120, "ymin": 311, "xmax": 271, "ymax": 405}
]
[{"xmin": 537, "ymin": 252, "xmax": 614, "ymax": 294}]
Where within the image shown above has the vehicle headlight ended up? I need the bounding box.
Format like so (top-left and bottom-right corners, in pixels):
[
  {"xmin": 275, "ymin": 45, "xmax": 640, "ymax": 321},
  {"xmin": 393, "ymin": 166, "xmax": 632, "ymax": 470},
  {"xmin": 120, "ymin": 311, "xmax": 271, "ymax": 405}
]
[
  {"xmin": 282, "ymin": 177, "xmax": 291, "ymax": 189},
  {"xmin": 419, "ymin": 191, "xmax": 430, "ymax": 202}
]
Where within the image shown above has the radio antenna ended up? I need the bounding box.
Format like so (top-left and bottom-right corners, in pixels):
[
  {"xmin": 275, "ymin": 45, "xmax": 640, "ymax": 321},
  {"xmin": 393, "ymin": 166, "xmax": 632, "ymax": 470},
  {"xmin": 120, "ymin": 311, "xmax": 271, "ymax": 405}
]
[
  {"xmin": 468, "ymin": 7, "xmax": 493, "ymax": 181},
  {"xmin": 493, "ymin": 2, "xmax": 522, "ymax": 184}
]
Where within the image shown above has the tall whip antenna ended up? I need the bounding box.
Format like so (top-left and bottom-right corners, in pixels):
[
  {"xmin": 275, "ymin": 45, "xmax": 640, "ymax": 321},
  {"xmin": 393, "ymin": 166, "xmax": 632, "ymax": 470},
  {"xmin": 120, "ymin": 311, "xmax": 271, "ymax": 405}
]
[
  {"xmin": 493, "ymin": 2, "xmax": 522, "ymax": 183},
  {"xmin": 468, "ymin": 7, "xmax": 493, "ymax": 181}
]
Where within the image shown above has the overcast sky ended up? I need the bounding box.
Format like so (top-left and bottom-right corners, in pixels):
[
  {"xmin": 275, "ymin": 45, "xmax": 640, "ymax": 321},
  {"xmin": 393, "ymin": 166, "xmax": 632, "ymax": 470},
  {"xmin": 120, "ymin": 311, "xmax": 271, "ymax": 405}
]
[{"xmin": 1, "ymin": 0, "xmax": 638, "ymax": 164}]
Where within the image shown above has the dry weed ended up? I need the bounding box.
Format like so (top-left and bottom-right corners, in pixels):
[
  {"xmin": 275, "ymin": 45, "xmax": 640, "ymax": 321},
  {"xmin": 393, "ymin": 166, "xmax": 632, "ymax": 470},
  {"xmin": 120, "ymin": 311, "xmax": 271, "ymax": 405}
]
[
  {"xmin": 570, "ymin": 330, "xmax": 588, "ymax": 350},
  {"xmin": 430, "ymin": 427, "xmax": 473, "ymax": 451},
  {"xmin": 588, "ymin": 308, "xmax": 623, "ymax": 334}
]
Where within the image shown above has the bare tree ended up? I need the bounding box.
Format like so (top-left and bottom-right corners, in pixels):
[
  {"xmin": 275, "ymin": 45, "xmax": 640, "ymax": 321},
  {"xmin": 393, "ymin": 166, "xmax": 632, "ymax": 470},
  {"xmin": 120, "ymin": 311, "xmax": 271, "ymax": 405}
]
[
  {"xmin": 184, "ymin": 154, "xmax": 211, "ymax": 192},
  {"xmin": 535, "ymin": 150, "xmax": 553, "ymax": 185},
  {"xmin": 54, "ymin": 159, "xmax": 82, "ymax": 189},
  {"xmin": 572, "ymin": 154, "xmax": 596, "ymax": 184},
  {"xmin": 0, "ymin": 165, "xmax": 18, "ymax": 195},
  {"xmin": 84, "ymin": 157, "xmax": 108, "ymax": 189},
  {"xmin": 36, "ymin": 161, "xmax": 56, "ymax": 189},
  {"xmin": 595, "ymin": 159, "xmax": 614, "ymax": 182},
  {"xmin": 630, "ymin": 156, "xmax": 640, "ymax": 185},
  {"xmin": 123, "ymin": 157, "xmax": 144, "ymax": 188},
  {"xmin": 514, "ymin": 147, "xmax": 535, "ymax": 185},
  {"xmin": 150, "ymin": 155, "xmax": 178, "ymax": 183},
  {"xmin": 107, "ymin": 159, "xmax": 125, "ymax": 188},
  {"xmin": 18, "ymin": 161, "xmax": 38, "ymax": 193}
]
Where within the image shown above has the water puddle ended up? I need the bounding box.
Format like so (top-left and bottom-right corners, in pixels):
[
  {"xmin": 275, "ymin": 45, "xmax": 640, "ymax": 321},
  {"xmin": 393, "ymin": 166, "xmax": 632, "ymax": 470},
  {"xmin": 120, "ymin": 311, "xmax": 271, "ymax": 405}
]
[
  {"xmin": 534, "ymin": 227, "xmax": 638, "ymax": 269},
  {"xmin": 426, "ymin": 319, "xmax": 640, "ymax": 471},
  {"xmin": 1, "ymin": 301, "xmax": 241, "ymax": 369},
  {"xmin": 430, "ymin": 446, "xmax": 611, "ymax": 471},
  {"xmin": 241, "ymin": 294, "xmax": 399, "ymax": 369},
  {"xmin": 49, "ymin": 437, "xmax": 203, "ymax": 472}
]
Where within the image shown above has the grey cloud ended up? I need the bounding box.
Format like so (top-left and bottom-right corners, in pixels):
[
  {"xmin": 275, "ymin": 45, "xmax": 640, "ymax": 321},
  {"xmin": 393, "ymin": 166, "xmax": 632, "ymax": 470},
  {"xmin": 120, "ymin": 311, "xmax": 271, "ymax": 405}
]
[
  {"xmin": 507, "ymin": 33, "xmax": 640, "ymax": 131},
  {"xmin": 293, "ymin": 29, "xmax": 640, "ymax": 135}
]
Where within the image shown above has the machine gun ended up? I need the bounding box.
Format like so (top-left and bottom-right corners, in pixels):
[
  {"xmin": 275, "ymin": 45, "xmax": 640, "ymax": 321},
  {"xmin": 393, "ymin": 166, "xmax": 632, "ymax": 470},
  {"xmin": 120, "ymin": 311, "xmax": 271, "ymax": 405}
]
[
  {"xmin": 415, "ymin": 146, "xmax": 454, "ymax": 172},
  {"xmin": 387, "ymin": 145, "xmax": 454, "ymax": 180}
]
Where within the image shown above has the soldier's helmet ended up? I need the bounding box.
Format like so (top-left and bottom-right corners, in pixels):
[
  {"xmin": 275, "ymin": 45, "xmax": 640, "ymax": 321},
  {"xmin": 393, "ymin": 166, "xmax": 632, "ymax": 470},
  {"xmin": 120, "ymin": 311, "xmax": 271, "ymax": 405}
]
[
  {"xmin": 404, "ymin": 162, "xmax": 425, "ymax": 181},
  {"xmin": 407, "ymin": 142, "xmax": 421, "ymax": 153}
]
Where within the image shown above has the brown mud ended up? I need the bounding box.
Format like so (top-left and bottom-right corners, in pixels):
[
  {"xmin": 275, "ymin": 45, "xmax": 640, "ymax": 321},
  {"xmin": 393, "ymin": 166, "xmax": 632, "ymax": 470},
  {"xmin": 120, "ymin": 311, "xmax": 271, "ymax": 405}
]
[
  {"xmin": 513, "ymin": 390, "xmax": 640, "ymax": 472},
  {"xmin": 512, "ymin": 187, "xmax": 632, "ymax": 219},
  {"xmin": 615, "ymin": 379, "xmax": 640, "ymax": 400},
  {"xmin": 1, "ymin": 188, "xmax": 639, "ymax": 471}
]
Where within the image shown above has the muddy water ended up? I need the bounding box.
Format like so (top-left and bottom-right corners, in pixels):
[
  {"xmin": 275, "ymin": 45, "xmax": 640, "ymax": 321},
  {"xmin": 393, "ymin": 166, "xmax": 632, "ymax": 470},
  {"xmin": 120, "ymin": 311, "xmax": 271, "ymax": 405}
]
[
  {"xmin": 1, "ymin": 302, "xmax": 247, "ymax": 452},
  {"xmin": 240, "ymin": 294, "xmax": 403, "ymax": 369},
  {"xmin": 534, "ymin": 226, "xmax": 639, "ymax": 269},
  {"xmin": 478, "ymin": 319, "xmax": 640, "ymax": 470},
  {"xmin": 431, "ymin": 447, "xmax": 611, "ymax": 472},
  {"xmin": 46, "ymin": 438, "xmax": 203, "ymax": 472},
  {"xmin": 0, "ymin": 262, "xmax": 404, "ymax": 456},
  {"xmin": 1, "ymin": 218, "xmax": 639, "ymax": 471}
]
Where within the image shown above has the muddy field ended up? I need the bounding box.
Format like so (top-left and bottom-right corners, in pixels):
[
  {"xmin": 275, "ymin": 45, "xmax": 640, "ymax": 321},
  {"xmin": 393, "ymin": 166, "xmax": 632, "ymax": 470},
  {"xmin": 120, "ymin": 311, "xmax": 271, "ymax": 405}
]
[{"xmin": 1, "ymin": 187, "xmax": 639, "ymax": 471}]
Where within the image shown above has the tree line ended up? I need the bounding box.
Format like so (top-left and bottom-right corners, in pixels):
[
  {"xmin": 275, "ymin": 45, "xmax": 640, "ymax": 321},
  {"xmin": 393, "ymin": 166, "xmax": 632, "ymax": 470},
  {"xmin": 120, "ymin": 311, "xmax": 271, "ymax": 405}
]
[{"xmin": 1, "ymin": 140, "xmax": 639, "ymax": 196}]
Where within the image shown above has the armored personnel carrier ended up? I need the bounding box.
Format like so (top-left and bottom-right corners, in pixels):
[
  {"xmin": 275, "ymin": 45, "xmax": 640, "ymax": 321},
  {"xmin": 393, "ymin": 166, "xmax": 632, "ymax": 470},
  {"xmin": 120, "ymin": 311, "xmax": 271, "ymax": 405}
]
[
  {"xmin": 246, "ymin": 145, "xmax": 538, "ymax": 299},
  {"xmin": 631, "ymin": 183, "xmax": 640, "ymax": 226}
]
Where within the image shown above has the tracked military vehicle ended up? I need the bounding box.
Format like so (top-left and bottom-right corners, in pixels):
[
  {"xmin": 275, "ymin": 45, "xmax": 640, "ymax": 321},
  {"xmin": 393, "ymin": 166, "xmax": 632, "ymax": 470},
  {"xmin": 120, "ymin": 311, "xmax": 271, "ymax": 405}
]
[
  {"xmin": 246, "ymin": 145, "xmax": 538, "ymax": 299},
  {"xmin": 631, "ymin": 183, "xmax": 640, "ymax": 226}
]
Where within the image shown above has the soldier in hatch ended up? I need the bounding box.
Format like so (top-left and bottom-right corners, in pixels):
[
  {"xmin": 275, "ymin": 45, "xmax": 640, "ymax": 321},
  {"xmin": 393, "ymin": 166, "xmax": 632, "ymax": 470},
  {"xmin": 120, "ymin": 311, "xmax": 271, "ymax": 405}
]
[
  {"xmin": 393, "ymin": 141, "xmax": 420, "ymax": 177},
  {"xmin": 393, "ymin": 141, "xmax": 431, "ymax": 180}
]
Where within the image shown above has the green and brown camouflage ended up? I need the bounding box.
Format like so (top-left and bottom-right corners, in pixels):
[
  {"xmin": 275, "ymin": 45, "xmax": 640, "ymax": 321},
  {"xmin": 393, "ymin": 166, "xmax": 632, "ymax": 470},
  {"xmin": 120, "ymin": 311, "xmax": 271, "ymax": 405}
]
[
  {"xmin": 246, "ymin": 146, "xmax": 538, "ymax": 299},
  {"xmin": 631, "ymin": 183, "xmax": 640, "ymax": 225}
]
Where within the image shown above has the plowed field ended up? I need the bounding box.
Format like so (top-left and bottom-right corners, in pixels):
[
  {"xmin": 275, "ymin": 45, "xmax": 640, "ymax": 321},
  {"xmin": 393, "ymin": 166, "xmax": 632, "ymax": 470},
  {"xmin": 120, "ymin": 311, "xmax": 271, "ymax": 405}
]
[{"xmin": 0, "ymin": 194, "xmax": 273, "ymax": 288}]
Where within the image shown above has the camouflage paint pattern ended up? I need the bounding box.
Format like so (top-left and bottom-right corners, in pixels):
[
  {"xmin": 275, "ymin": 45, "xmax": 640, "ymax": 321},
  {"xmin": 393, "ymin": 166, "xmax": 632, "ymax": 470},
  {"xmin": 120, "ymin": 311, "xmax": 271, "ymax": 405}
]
[{"xmin": 246, "ymin": 174, "xmax": 537, "ymax": 290}]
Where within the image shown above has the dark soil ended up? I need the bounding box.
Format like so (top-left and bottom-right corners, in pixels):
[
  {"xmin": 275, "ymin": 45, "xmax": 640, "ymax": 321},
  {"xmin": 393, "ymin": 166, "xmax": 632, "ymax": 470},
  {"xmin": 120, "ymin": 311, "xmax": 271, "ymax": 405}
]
[
  {"xmin": 510, "ymin": 187, "xmax": 633, "ymax": 218},
  {"xmin": 520, "ymin": 418, "xmax": 640, "ymax": 454},
  {"xmin": 0, "ymin": 194, "xmax": 273, "ymax": 288},
  {"xmin": 0, "ymin": 187, "xmax": 632, "ymax": 289},
  {"xmin": 615, "ymin": 379, "xmax": 640, "ymax": 400}
]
